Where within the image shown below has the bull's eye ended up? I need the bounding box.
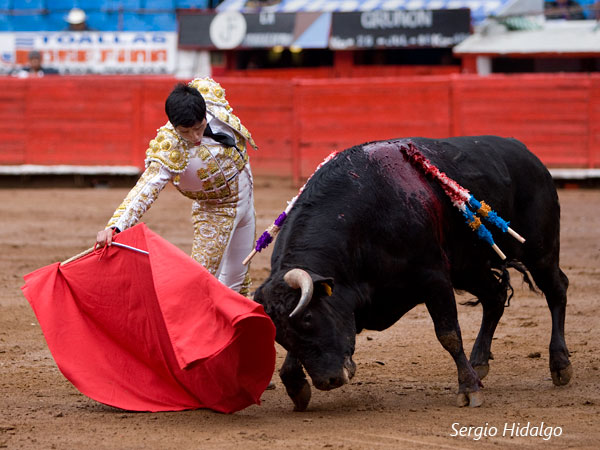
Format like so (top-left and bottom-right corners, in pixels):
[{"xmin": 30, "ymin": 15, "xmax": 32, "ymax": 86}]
[{"xmin": 302, "ymin": 311, "xmax": 312, "ymax": 326}]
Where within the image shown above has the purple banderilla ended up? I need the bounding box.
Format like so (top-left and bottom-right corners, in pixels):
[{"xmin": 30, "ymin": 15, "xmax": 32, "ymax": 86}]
[{"xmin": 255, "ymin": 212, "xmax": 287, "ymax": 252}]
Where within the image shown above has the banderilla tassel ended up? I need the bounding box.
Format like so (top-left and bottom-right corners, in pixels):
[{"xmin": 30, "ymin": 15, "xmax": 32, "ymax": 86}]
[{"xmin": 468, "ymin": 196, "xmax": 526, "ymax": 243}]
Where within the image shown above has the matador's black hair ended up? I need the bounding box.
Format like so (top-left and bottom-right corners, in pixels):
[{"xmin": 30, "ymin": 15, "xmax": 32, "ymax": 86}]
[{"xmin": 164, "ymin": 83, "xmax": 206, "ymax": 128}]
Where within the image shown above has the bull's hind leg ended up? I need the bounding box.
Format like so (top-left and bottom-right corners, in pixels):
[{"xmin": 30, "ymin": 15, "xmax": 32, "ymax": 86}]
[
  {"xmin": 423, "ymin": 273, "xmax": 483, "ymax": 407},
  {"xmin": 527, "ymin": 264, "xmax": 572, "ymax": 386}
]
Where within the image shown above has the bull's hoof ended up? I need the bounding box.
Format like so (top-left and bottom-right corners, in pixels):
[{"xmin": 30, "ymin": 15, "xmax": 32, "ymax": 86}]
[
  {"xmin": 456, "ymin": 391, "xmax": 483, "ymax": 408},
  {"xmin": 473, "ymin": 364, "xmax": 489, "ymax": 380},
  {"xmin": 291, "ymin": 382, "xmax": 311, "ymax": 412},
  {"xmin": 551, "ymin": 363, "xmax": 573, "ymax": 386}
]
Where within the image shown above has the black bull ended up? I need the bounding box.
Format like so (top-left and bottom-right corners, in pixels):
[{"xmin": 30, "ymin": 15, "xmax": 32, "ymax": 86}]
[{"xmin": 254, "ymin": 136, "xmax": 572, "ymax": 411}]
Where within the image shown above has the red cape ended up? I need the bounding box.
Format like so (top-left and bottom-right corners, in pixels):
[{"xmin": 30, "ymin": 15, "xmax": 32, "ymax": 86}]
[{"xmin": 22, "ymin": 223, "xmax": 276, "ymax": 413}]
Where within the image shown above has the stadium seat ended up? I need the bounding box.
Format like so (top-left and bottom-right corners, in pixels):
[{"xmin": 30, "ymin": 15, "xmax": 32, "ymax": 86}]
[
  {"xmin": 78, "ymin": 0, "xmax": 106, "ymax": 9},
  {"xmin": 143, "ymin": 11, "xmax": 175, "ymax": 30},
  {"xmin": 86, "ymin": 10, "xmax": 119, "ymax": 30},
  {"xmin": 46, "ymin": 11, "xmax": 68, "ymax": 29},
  {"xmin": 121, "ymin": 11, "xmax": 150, "ymax": 30},
  {"xmin": 0, "ymin": 14, "xmax": 12, "ymax": 31},
  {"xmin": 104, "ymin": 0, "xmax": 141, "ymax": 11},
  {"xmin": 9, "ymin": 14, "xmax": 48, "ymax": 30},
  {"xmin": 174, "ymin": 0, "xmax": 207, "ymax": 8},
  {"xmin": 143, "ymin": 0, "xmax": 174, "ymax": 10},
  {"xmin": 0, "ymin": 0, "xmax": 12, "ymax": 10},
  {"xmin": 12, "ymin": 0, "xmax": 45, "ymax": 9},
  {"xmin": 45, "ymin": 0, "xmax": 77, "ymax": 10}
]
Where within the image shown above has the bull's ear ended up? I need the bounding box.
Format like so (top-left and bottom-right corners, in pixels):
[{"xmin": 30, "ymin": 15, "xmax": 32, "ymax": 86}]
[
  {"xmin": 321, "ymin": 282, "xmax": 333, "ymax": 296},
  {"xmin": 306, "ymin": 271, "xmax": 334, "ymax": 296}
]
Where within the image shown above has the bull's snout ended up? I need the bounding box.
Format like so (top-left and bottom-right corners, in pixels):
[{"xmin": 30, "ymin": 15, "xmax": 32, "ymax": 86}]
[{"xmin": 312, "ymin": 356, "xmax": 356, "ymax": 391}]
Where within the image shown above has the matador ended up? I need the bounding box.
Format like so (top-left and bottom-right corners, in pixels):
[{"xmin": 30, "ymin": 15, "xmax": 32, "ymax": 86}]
[{"xmin": 97, "ymin": 77, "xmax": 257, "ymax": 296}]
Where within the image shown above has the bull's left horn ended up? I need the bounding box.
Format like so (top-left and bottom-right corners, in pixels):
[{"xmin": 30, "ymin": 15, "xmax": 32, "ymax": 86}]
[{"xmin": 284, "ymin": 269, "xmax": 313, "ymax": 318}]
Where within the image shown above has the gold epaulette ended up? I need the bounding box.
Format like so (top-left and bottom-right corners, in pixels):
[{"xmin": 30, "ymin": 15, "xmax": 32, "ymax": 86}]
[
  {"xmin": 145, "ymin": 126, "xmax": 190, "ymax": 173},
  {"xmin": 189, "ymin": 77, "xmax": 258, "ymax": 151},
  {"xmin": 189, "ymin": 77, "xmax": 232, "ymax": 111}
]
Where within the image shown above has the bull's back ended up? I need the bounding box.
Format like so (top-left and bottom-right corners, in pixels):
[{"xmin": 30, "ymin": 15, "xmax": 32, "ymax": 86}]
[
  {"xmin": 413, "ymin": 136, "xmax": 550, "ymax": 190},
  {"xmin": 364, "ymin": 135, "xmax": 560, "ymax": 262},
  {"xmin": 411, "ymin": 136, "xmax": 558, "ymax": 236},
  {"xmin": 366, "ymin": 135, "xmax": 555, "ymax": 215}
]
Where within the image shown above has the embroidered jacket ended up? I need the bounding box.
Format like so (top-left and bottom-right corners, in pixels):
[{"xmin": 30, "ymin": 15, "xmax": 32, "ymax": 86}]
[{"xmin": 106, "ymin": 77, "xmax": 257, "ymax": 231}]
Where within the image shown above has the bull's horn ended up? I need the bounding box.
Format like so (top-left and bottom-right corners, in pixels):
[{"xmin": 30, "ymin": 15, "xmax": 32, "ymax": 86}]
[{"xmin": 284, "ymin": 269, "xmax": 313, "ymax": 318}]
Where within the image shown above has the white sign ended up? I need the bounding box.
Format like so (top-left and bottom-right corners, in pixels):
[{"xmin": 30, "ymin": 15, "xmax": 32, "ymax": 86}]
[
  {"xmin": 0, "ymin": 31, "xmax": 178, "ymax": 75},
  {"xmin": 209, "ymin": 11, "xmax": 247, "ymax": 50}
]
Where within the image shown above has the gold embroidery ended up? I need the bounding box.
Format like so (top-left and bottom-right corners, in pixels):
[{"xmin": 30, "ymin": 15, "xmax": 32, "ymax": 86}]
[
  {"xmin": 106, "ymin": 163, "xmax": 163, "ymax": 229},
  {"xmin": 207, "ymin": 161, "xmax": 219, "ymax": 174},
  {"xmin": 187, "ymin": 77, "xmax": 258, "ymax": 151},
  {"xmin": 190, "ymin": 178, "xmax": 239, "ymax": 275},
  {"xmin": 169, "ymin": 150, "xmax": 181, "ymax": 163},
  {"xmin": 199, "ymin": 147, "xmax": 211, "ymax": 160},
  {"xmin": 230, "ymin": 115, "xmax": 240, "ymax": 129},
  {"xmin": 197, "ymin": 168, "xmax": 210, "ymax": 180},
  {"xmin": 202, "ymin": 180, "xmax": 214, "ymax": 191},
  {"xmin": 239, "ymin": 272, "xmax": 252, "ymax": 298},
  {"xmin": 214, "ymin": 176, "xmax": 226, "ymax": 188},
  {"xmin": 145, "ymin": 126, "xmax": 190, "ymax": 173}
]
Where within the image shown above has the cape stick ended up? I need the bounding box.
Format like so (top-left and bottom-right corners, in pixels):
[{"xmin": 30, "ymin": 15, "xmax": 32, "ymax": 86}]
[{"xmin": 243, "ymin": 151, "xmax": 339, "ymax": 265}]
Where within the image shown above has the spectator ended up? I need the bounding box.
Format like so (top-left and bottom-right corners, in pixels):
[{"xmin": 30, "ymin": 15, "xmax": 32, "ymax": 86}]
[
  {"xmin": 13, "ymin": 50, "xmax": 59, "ymax": 77},
  {"xmin": 545, "ymin": 0, "xmax": 586, "ymax": 20},
  {"xmin": 65, "ymin": 8, "xmax": 93, "ymax": 31}
]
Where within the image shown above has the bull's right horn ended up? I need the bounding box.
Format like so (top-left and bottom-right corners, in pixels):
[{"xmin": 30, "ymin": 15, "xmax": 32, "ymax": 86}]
[{"xmin": 284, "ymin": 269, "xmax": 313, "ymax": 318}]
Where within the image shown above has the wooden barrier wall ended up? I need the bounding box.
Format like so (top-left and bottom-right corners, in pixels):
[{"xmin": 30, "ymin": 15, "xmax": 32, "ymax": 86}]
[{"xmin": 1, "ymin": 74, "xmax": 599, "ymax": 182}]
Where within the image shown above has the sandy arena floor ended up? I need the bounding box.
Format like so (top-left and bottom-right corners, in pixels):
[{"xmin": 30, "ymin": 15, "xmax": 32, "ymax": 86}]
[{"xmin": 1, "ymin": 178, "xmax": 599, "ymax": 449}]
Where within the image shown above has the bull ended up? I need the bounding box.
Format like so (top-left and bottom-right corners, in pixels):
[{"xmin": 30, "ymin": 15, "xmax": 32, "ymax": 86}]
[{"xmin": 254, "ymin": 136, "xmax": 572, "ymax": 411}]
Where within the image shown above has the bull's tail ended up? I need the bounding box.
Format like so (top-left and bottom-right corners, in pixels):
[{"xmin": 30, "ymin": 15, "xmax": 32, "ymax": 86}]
[
  {"xmin": 507, "ymin": 260, "xmax": 539, "ymax": 298},
  {"xmin": 462, "ymin": 261, "xmax": 539, "ymax": 307}
]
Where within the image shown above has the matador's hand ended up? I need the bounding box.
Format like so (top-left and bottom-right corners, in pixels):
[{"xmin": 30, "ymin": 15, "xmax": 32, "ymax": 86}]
[{"xmin": 96, "ymin": 228, "xmax": 116, "ymax": 247}]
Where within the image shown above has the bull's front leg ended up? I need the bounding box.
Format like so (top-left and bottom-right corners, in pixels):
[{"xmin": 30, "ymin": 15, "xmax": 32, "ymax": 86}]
[
  {"xmin": 469, "ymin": 286, "xmax": 507, "ymax": 380},
  {"xmin": 280, "ymin": 352, "xmax": 311, "ymax": 412},
  {"xmin": 424, "ymin": 274, "xmax": 483, "ymax": 407}
]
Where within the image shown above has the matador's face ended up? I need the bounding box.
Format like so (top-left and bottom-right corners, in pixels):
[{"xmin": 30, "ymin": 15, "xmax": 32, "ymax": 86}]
[{"xmin": 175, "ymin": 118, "xmax": 207, "ymax": 146}]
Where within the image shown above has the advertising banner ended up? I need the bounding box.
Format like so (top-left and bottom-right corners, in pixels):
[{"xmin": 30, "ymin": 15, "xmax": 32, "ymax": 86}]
[
  {"xmin": 0, "ymin": 31, "xmax": 178, "ymax": 75},
  {"xmin": 329, "ymin": 9, "xmax": 471, "ymax": 50},
  {"xmin": 178, "ymin": 10, "xmax": 469, "ymax": 50},
  {"xmin": 178, "ymin": 11, "xmax": 331, "ymax": 49}
]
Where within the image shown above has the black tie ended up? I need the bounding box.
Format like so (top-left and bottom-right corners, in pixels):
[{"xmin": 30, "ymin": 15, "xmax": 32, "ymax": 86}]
[{"xmin": 204, "ymin": 123, "xmax": 236, "ymax": 147}]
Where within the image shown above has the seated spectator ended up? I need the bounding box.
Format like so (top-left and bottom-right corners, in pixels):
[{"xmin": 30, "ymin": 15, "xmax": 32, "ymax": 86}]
[
  {"xmin": 545, "ymin": 0, "xmax": 586, "ymax": 19},
  {"xmin": 65, "ymin": 8, "xmax": 94, "ymax": 31},
  {"xmin": 13, "ymin": 50, "xmax": 59, "ymax": 78}
]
